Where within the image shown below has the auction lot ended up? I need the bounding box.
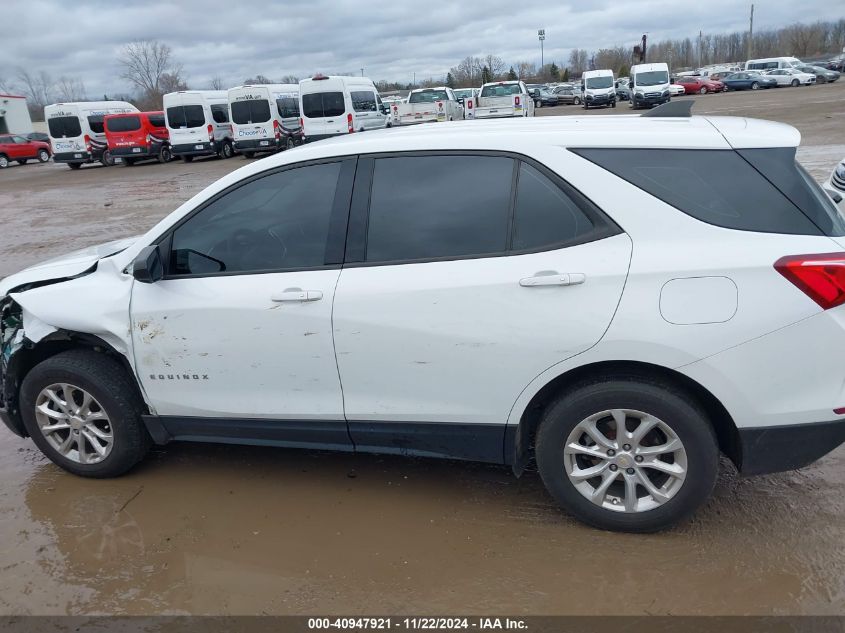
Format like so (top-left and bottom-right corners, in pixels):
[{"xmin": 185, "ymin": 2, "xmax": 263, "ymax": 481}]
[{"xmin": 0, "ymin": 81, "xmax": 843, "ymax": 615}]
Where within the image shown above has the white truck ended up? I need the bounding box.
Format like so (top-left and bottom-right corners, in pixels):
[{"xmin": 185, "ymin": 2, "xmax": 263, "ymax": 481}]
[
  {"xmin": 45, "ymin": 101, "xmax": 138, "ymax": 169},
  {"xmin": 581, "ymin": 69, "xmax": 617, "ymax": 109},
  {"xmin": 392, "ymin": 87, "xmax": 464, "ymax": 125},
  {"xmin": 469, "ymin": 81, "xmax": 534, "ymax": 119}
]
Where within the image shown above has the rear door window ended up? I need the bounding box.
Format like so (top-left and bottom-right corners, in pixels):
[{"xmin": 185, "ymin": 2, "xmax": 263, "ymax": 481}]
[
  {"xmin": 210, "ymin": 104, "xmax": 229, "ymax": 124},
  {"xmin": 572, "ymin": 148, "xmax": 824, "ymax": 236},
  {"xmin": 148, "ymin": 114, "xmax": 166, "ymax": 128},
  {"xmin": 230, "ymin": 100, "xmax": 271, "ymax": 125},
  {"xmin": 47, "ymin": 116, "xmax": 83, "ymax": 138},
  {"xmin": 302, "ymin": 92, "xmax": 346, "ymax": 118},
  {"xmin": 277, "ymin": 97, "xmax": 299, "ymax": 118},
  {"xmin": 166, "ymin": 105, "xmax": 205, "ymax": 129},
  {"xmin": 351, "ymin": 91, "xmax": 377, "ymax": 112},
  {"xmin": 87, "ymin": 116, "xmax": 105, "ymax": 134},
  {"xmin": 106, "ymin": 116, "xmax": 141, "ymax": 132}
]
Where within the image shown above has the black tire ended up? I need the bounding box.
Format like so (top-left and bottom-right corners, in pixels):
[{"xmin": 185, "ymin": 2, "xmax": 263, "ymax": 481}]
[
  {"xmin": 535, "ymin": 100, "xmax": 542, "ymax": 108},
  {"xmin": 100, "ymin": 151, "xmax": 115, "ymax": 167},
  {"xmin": 242, "ymin": 151, "xmax": 255, "ymax": 159},
  {"xmin": 37, "ymin": 149, "xmax": 50, "ymax": 162},
  {"xmin": 19, "ymin": 350, "xmax": 150, "ymax": 478},
  {"xmin": 158, "ymin": 146, "xmax": 172, "ymax": 163},
  {"xmin": 573, "ymin": 97, "xmax": 580, "ymax": 105},
  {"xmin": 611, "ymin": 101, "xmax": 616, "ymax": 108},
  {"xmin": 122, "ymin": 158, "xmax": 135, "ymax": 167},
  {"xmin": 181, "ymin": 155, "xmax": 193, "ymax": 163},
  {"xmin": 791, "ymin": 79, "xmax": 800, "ymax": 87},
  {"xmin": 17, "ymin": 159, "xmax": 28, "ymax": 165},
  {"xmin": 534, "ymin": 376, "xmax": 719, "ymax": 533},
  {"xmin": 220, "ymin": 141, "xmax": 234, "ymax": 159},
  {"xmin": 68, "ymin": 162, "xmax": 82, "ymax": 170}
]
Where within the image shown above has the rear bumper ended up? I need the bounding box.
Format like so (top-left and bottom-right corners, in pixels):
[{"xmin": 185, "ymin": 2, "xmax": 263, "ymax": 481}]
[
  {"xmin": 52, "ymin": 151, "xmax": 93, "ymax": 164},
  {"xmin": 738, "ymin": 419, "xmax": 845, "ymax": 475},
  {"xmin": 110, "ymin": 146, "xmax": 158, "ymax": 158},
  {"xmin": 303, "ymin": 133, "xmax": 346, "ymax": 144},
  {"xmin": 172, "ymin": 142, "xmax": 217, "ymax": 157},
  {"xmin": 234, "ymin": 138, "xmax": 280, "ymax": 153}
]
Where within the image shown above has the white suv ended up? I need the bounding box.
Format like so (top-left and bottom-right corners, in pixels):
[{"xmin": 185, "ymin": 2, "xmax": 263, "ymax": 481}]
[{"xmin": 2, "ymin": 111, "xmax": 845, "ymax": 533}]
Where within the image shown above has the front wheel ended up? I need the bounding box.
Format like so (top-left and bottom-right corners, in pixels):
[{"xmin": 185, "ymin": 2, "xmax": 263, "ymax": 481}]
[
  {"xmin": 750, "ymin": 82, "xmax": 759, "ymax": 90},
  {"xmin": 611, "ymin": 101, "xmax": 616, "ymax": 108},
  {"xmin": 699, "ymin": 86, "xmax": 707, "ymax": 94},
  {"xmin": 535, "ymin": 377, "xmax": 718, "ymax": 532},
  {"xmin": 791, "ymin": 79, "xmax": 800, "ymax": 87},
  {"xmin": 37, "ymin": 149, "xmax": 50, "ymax": 162},
  {"xmin": 573, "ymin": 97, "xmax": 581, "ymax": 105},
  {"xmin": 20, "ymin": 350, "xmax": 150, "ymax": 478}
]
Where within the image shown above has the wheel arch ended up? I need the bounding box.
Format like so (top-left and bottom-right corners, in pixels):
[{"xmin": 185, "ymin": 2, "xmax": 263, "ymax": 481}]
[{"xmin": 508, "ymin": 360, "xmax": 741, "ymax": 475}]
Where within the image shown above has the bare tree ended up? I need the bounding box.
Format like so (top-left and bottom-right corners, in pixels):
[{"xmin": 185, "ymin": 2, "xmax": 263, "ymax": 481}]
[
  {"xmin": 118, "ymin": 40, "xmax": 184, "ymax": 107},
  {"xmin": 483, "ymin": 54, "xmax": 506, "ymax": 79},
  {"xmin": 209, "ymin": 75, "xmax": 224, "ymax": 90},
  {"xmin": 244, "ymin": 74, "xmax": 273, "ymax": 84},
  {"xmin": 0, "ymin": 75, "xmax": 14, "ymax": 94},
  {"xmin": 56, "ymin": 76, "xmax": 87, "ymax": 102},
  {"xmin": 160, "ymin": 72, "xmax": 188, "ymax": 94},
  {"xmin": 16, "ymin": 69, "xmax": 54, "ymax": 119},
  {"xmin": 515, "ymin": 61, "xmax": 537, "ymax": 81},
  {"xmin": 280, "ymin": 75, "xmax": 299, "ymax": 84},
  {"xmin": 568, "ymin": 49, "xmax": 589, "ymax": 76}
]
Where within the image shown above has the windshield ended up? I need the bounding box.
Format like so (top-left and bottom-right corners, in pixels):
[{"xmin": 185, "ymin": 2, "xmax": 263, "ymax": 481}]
[
  {"xmin": 47, "ymin": 116, "xmax": 82, "ymax": 138},
  {"xmin": 409, "ymin": 90, "xmax": 449, "ymax": 103},
  {"xmin": 635, "ymin": 71, "xmax": 669, "ymax": 86},
  {"xmin": 480, "ymin": 83, "xmax": 522, "ymax": 97},
  {"xmin": 231, "ymin": 99, "xmax": 271, "ymax": 125},
  {"xmin": 586, "ymin": 76, "xmax": 613, "ymax": 89}
]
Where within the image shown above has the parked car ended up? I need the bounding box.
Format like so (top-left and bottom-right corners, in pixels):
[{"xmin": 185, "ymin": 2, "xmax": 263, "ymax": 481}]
[
  {"xmin": 104, "ymin": 111, "xmax": 172, "ymax": 166},
  {"xmin": 721, "ymin": 72, "xmax": 778, "ymax": 90},
  {"xmin": 581, "ymin": 69, "xmax": 617, "ymax": 109},
  {"xmin": 794, "ymin": 65, "xmax": 840, "ymax": 83},
  {"xmin": 765, "ymin": 68, "xmax": 816, "ymax": 87},
  {"xmin": 669, "ymin": 83, "xmax": 686, "ymax": 96},
  {"xmin": 3, "ymin": 111, "xmax": 845, "ymax": 533},
  {"xmin": 823, "ymin": 157, "xmax": 845, "ymax": 206},
  {"xmin": 553, "ymin": 86, "xmax": 582, "ymax": 105},
  {"xmin": 0, "ymin": 134, "xmax": 51, "ymax": 168},
  {"xmin": 530, "ymin": 88, "xmax": 560, "ymax": 108},
  {"xmin": 25, "ymin": 132, "xmax": 50, "ymax": 145},
  {"xmin": 825, "ymin": 56, "xmax": 845, "ymax": 72},
  {"xmin": 675, "ymin": 76, "xmax": 726, "ymax": 94}
]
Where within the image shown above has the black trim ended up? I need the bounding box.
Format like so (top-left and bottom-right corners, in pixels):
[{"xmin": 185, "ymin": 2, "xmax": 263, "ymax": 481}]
[
  {"xmin": 349, "ymin": 421, "xmax": 506, "ymax": 463},
  {"xmin": 141, "ymin": 416, "xmax": 509, "ymax": 464},
  {"xmin": 303, "ymin": 133, "xmax": 346, "ymax": 144},
  {"xmin": 143, "ymin": 416, "xmax": 354, "ymax": 452},
  {"xmin": 171, "ymin": 142, "xmax": 215, "ymax": 157},
  {"xmin": 110, "ymin": 146, "xmax": 158, "ymax": 158},
  {"xmin": 52, "ymin": 151, "xmax": 92, "ymax": 164},
  {"xmin": 738, "ymin": 419, "xmax": 845, "ymax": 476},
  {"xmin": 343, "ymin": 150, "xmax": 623, "ymax": 268},
  {"xmin": 234, "ymin": 138, "xmax": 280, "ymax": 152}
]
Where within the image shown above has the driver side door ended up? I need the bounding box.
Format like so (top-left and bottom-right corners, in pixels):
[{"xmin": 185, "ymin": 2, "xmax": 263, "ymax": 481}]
[{"xmin": 130, "ymin": 158, "xmax": 355, "ymax": 429}]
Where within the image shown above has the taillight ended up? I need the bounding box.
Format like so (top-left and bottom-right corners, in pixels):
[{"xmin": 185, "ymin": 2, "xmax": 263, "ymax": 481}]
[
  {"xmin": 273, "ymin": 119, "xmax": 280, "ymax": 139},
  {"xmin": 775, "ymin": 253, "xmax": 845, "ymax": 310},
  {"xmin": 207, "ymin": 124, "xmax": 214, "ymax": 141},
  {"xmin": 347, "ymin": 113, "xmax": 354, "ymax": 133},
  {"xmin": 145, "ymin": 134, "xmax": 151, "ymax": 145},
  {"xmin": 84, "ymin": 134, "xmax": 91, "ymax": 152}
]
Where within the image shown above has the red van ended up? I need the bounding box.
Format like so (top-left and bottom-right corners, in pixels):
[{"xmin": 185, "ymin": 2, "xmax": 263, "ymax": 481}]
[{"xmin": 104, "ymin": 111, "xmax": 172, "ymax": 166}]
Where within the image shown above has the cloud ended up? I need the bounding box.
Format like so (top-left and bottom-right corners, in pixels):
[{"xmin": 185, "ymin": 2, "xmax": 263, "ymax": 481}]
[{"xmin": 1, "ymin": 0, "xmax": 829, "ymax": 97}]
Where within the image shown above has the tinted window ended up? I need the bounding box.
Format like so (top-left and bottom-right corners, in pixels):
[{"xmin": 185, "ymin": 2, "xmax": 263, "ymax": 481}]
[
  {"xmin": 106, "ymin": 116, "xmax": 141, "ymax": 132},
  {"xmin": 210, "ymin": 104, "xmax": 229, "ymax": 124},
  {"xmin": 480, "ymin": 83, "xmax": 522, "ymax": 97},
  {"xmin": 87, "ymin": 116, "xmax": 105, "ymax": 134},
  {"xmin": 351, "ymin": 91, "xmax": 376, "ymax": 112},
  {"xmin": 166, "ymin": 105, "xmax": 205, "ymax": 129},
  {"xmin": 302, "ymin": 92, "xmax": 345, "ymax": 118},
  {"xmin": 0, "ymin": 137, "xmax": 10, "ymax": 144},
  {"xmin": 366, "ymin": 155, "xmax": 513, "ymax": 262},
  {"xmin": 409, "ymin": 90, "xmax": 449, "ymax": 103},
  {"xmin": 573, "ymin": 148, "xmax": 822, "ymax": 235},
  {"xmin": 170, "ymin": 162, "xmax": 341, "ymax": 276},
  {"xmin": 512, "ymin": 163, "xmax": 594, "ymax": 250},
  {"xmin": 230, "ymin": 99, "xmax": 271, "ymax": 125},
  {"xmin": 148, "ymin": 114, "xmax": 166, "ymax": 128},
  {"xmin": 277, "ymin": 97, "xmax": 299, "ymax": 118},
  {"xmin": 47, "ymin": 116, "xmax": 82, "ymax": 138}
]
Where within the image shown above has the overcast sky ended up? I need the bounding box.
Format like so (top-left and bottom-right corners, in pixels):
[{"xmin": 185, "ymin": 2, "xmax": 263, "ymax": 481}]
[{"xmin": 1, "ymin": 0, "xmax": 831, "ymax": 97}]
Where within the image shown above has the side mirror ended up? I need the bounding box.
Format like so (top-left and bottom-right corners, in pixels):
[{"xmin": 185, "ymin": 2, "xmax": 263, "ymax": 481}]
[{"xmin": 132, "ymin": 245, "xmax": 164, "ymax": 283}]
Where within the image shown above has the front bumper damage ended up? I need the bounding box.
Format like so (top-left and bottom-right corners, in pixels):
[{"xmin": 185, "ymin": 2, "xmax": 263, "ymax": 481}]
[{"xmin": 0, "ymin": 297, "xmax": 26, "ymax": 437}]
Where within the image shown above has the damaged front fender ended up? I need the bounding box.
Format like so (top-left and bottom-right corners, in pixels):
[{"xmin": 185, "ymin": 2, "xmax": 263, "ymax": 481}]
[{"xmin": 0, "ymin": 297, "xmax": 27, "ymax": 436}]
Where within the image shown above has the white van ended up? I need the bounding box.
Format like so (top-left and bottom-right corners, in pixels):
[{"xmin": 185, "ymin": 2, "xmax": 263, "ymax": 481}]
[
  {"xmin": 45, "ymin": 101, "xmax": 138, "ymax": 169},
  {"xmin": 228, "ymin": 84, "xmax": 302, "ymax": 157},
  {"xmin": 745, "ymin": 57, "xmax": 803, "ymax": 71},
  {"xmin": 299, "ymin": 75, "xmax": 388, "ymax": 143},
  {"xmin": 630, "ymin": 62, "xmax": 671, "ymax": 110},
  {"xmin": 581, "ymin": 69, "xmax": 617, "ymax": 109},
  {"xmin": 163, "ymin": 91, "xmax": 234, "ymax": 163}
]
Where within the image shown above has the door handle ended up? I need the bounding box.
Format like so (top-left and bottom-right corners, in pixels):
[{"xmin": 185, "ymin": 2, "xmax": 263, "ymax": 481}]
[
  {"xmin": 519, "ymin": 273, "xmax": 586, "ymax": 287},
  {"xmin": 271, "ymin": 289, "xmax": 323, "ymax": 302}
]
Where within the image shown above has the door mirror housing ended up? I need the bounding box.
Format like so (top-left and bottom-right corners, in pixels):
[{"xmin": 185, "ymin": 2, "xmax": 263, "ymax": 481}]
[{"xmin": 132, "ymin": 245, "xmax": 164, "ymax": 283}]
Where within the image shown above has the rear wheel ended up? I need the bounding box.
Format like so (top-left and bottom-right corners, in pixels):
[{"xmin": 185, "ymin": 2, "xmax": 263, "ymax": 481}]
[
  {"xmin": 20, "ymin": 350, "xmax": 150, "ymax": 478},
  {"xmin": 100, "ymin": 151, "xmax": 115, "ymax": 167},
  {"xmin": 611, "ymin": 101, "xmax": 616, "ymax": 108},
  {"xmin": 37, "ymin": 149, "xmax": 50, "ymax": 162},
  {"xmin": 534, "ymin": 377, "xmax": 718, "ymax": 532},
  {"xmin": 220, "ymin": 140, "xmax": 234, "ymax": 159},
  {"xmin": 285, "ymin": 137, "xmax": 295, "ymax": 151},
  {"xmin": 535, "ymin": 100, "xmax": 541, "ymax": 108},
  {"xmin": 158, "ymin": 146, "xmax": 172, "ymax": 163},
  {"xmin": 68, "ymin": 162, "xmax": 82, "ymax": 170}
]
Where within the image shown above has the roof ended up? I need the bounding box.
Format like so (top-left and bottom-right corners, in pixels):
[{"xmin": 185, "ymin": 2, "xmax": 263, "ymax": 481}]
[{"xmin": 0, "ymin": 94, "xmax": 27, "ymax": 100}]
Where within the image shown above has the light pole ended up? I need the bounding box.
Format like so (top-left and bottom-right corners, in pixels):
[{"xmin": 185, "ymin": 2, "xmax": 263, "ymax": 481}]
[{"xmin": 538, "ymin": 29, "xmax": 546, "ymax": 71}]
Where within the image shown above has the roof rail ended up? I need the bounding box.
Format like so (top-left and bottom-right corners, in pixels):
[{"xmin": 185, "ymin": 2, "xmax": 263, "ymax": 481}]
[{"xmin": 641, "ymin": 100, "xmax": 694, "ymax": 118}]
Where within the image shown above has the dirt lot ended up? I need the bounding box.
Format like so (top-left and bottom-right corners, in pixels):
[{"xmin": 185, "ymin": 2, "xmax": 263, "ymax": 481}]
[{"xmin": 0, "ymin": 82, "xmax": 843, "ymax": 616}]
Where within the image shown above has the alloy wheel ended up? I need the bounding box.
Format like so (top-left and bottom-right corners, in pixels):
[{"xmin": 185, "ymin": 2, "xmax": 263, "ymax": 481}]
[
  {"xmin": 564, "ymin": 409, "xmax": 687, "ymax": 513},
  {"xmin": 34, "ymin": 383, "xmax": 113, "ymax": 465}
]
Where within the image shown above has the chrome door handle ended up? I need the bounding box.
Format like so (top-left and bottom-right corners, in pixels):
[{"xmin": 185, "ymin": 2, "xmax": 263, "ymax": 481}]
[
  {"xmin": 519, "ymin": 273, "xmax": 586, "ymax": 287},
  {"xmin": 271, "ymin": 289, "xmax": 323, "ymax": 302}
]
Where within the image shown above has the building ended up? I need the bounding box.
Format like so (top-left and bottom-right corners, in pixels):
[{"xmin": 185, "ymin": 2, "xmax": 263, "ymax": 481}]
[{"xmin": 0, "ymin": 94, "xmax": 33, "ymax": 135}]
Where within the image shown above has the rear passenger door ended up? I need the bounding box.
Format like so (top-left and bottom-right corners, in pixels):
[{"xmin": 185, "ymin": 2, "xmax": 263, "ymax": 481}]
[{"xmin": 332, "ymin": 153, "xmax": 632, "ymax": 458}]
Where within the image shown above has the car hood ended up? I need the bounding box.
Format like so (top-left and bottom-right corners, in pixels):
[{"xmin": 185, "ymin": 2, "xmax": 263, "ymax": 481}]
[{"xmin": 0, "ymin": 236, "xmax": 139, "ymax": 296}]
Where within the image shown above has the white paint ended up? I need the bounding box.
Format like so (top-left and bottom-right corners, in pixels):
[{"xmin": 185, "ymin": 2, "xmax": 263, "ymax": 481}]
[{"xmin": 659, "ymin": 277, "xmax": 738, "ymax": 325}]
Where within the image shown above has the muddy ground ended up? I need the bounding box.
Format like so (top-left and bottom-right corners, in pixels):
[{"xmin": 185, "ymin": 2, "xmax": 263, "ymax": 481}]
[{"xmin": 0, "ymin": 81, "xmax": 843, "ymax": 616}]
